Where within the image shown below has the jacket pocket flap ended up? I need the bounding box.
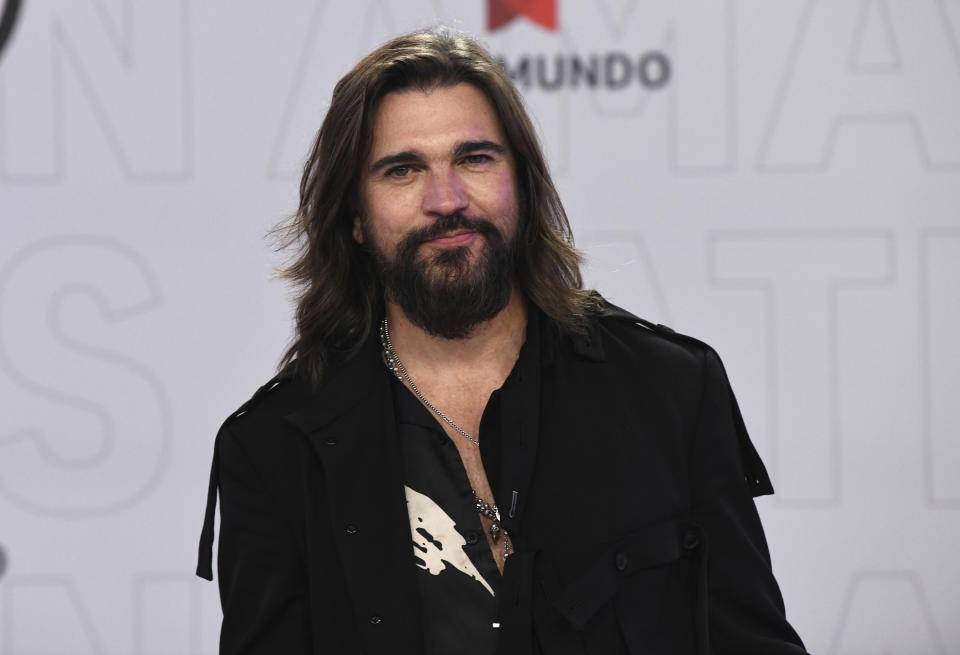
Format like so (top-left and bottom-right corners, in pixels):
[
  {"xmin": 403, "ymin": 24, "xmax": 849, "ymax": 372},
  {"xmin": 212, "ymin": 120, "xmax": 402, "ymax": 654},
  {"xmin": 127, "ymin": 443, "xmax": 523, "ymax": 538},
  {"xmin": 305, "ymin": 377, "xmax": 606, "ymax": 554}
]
[{"xmin": 547, "ymin": 519, "xmax": 689, "ymax": 629}]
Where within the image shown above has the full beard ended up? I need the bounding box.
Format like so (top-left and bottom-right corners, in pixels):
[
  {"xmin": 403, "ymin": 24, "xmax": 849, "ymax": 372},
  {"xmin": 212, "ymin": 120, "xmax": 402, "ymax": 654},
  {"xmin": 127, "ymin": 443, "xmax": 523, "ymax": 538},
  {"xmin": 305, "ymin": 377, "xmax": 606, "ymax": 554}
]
[{"xmin": 369, "ymin": 214, "xmax": 518, "ymax": 339}]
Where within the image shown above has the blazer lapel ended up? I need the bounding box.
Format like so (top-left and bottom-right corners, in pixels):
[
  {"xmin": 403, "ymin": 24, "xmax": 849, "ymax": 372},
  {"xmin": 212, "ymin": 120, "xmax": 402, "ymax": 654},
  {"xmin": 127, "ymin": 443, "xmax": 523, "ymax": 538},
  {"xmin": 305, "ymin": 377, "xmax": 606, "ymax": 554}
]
[{"xmin": 285, "ymin": 336, "xmax": 423, "ymax": 653}]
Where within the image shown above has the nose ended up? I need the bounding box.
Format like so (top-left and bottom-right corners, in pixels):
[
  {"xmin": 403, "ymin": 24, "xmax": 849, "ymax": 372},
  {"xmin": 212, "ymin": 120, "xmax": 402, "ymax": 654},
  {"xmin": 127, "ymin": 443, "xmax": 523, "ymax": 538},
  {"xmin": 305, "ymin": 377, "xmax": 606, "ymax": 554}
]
[{"xmin": 421, "ymin": 167, "xmax": 469, "ymax": 217}]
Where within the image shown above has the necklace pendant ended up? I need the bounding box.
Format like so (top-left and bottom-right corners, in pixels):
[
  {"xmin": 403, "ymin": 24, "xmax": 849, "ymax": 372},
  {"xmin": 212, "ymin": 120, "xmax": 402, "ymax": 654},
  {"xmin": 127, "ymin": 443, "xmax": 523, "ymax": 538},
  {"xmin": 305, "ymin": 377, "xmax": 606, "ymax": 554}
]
[{"xmin": 489, "ymin": 521, "xmax": 501, "ymax": 542}]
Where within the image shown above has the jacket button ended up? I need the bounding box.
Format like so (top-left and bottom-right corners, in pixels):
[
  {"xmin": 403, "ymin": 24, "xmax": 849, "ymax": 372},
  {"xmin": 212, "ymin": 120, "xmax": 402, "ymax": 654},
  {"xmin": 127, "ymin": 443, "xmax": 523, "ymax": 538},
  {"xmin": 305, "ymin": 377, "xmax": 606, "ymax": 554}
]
[
  {"xmin": 682, "ymin": 531, "xmax": 701, "ymax": 550},
  {"xmin": 466, "ymin": 531, "xmax": 480, "ymax": 545},
  {"xmin": 614, "ymin": 552, "xmax": 629, "ymax": 571},
  {"xmin": 324, "ymin": 436, "xmax": 337, "ymax": 446},
  {"xmin": 369, "ymin": 615, "xmax": 382, "ymax": 625},
  {"xmin": 345, "ymin": 524, "xmax": 358, "ymax": 535}
]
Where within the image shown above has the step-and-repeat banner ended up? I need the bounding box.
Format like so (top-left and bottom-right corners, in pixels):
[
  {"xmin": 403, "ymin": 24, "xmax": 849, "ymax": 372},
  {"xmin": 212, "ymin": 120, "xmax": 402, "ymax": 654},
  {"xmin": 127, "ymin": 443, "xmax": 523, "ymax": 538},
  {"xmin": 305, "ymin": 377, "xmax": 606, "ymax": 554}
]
[{"xmin": 1, "ymin": 1, "xmax": 958, "ymax": 652}]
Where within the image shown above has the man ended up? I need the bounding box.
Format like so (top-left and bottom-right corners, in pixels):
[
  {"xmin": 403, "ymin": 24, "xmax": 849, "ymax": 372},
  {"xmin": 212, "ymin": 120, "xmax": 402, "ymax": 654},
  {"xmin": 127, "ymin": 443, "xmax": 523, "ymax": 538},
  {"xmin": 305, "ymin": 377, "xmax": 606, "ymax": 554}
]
[{"xmin": 197, "ymin": 29, "xmax": 808, "ymax": 654}]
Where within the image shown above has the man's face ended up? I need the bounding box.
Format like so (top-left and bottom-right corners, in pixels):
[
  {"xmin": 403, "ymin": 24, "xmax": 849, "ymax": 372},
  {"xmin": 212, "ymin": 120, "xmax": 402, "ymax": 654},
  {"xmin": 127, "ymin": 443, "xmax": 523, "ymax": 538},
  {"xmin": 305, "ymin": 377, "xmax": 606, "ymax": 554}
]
[{"xmin": 355, "ymin": 83, "xmax": 521, "ymax": 338}]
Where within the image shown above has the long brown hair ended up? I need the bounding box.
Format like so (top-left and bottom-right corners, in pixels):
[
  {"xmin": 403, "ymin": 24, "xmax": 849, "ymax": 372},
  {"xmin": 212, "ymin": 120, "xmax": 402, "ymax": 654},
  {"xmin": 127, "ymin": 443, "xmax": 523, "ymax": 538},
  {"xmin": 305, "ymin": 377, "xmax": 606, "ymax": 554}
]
[{"xmin": 275, "ymin": 28, "xmax": 596, "ymax": 385}]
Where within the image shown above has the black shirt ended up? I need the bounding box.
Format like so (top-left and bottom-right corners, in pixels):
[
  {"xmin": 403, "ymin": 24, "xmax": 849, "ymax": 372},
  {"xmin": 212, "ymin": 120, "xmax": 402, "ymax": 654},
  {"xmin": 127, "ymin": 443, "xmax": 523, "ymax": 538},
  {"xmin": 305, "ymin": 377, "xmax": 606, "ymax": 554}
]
[{"xmin": 389, "ymin": 309, "xmax": 542, "ymax": 655}]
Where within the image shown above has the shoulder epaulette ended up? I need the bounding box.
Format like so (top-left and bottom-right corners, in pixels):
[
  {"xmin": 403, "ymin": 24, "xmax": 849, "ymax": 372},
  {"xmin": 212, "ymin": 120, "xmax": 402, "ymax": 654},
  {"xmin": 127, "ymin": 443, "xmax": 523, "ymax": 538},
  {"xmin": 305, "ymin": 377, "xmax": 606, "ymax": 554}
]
[
  {"xmin": 600, "ymin": 298, "xmax": 677, "ymax": 336},
  {"xmin": 224, "ymin": 365, "xmax": 296, "ymax": 424},
  {"xmin": 573, "ymin": 296, "xmax": 679, "ymax": 360}
]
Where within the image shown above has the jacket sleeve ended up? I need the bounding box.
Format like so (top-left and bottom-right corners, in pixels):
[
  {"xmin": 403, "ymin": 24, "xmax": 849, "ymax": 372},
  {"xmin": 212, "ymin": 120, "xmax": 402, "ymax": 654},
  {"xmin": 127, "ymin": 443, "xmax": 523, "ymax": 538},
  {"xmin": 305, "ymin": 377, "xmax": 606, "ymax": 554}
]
[
  {"xmin": 205, "ymin": 425, "xmax": 311, "ymax": 654},
  {"xmin": 688, "ymin": 347, "xmax": 808, "ymax": 654}
]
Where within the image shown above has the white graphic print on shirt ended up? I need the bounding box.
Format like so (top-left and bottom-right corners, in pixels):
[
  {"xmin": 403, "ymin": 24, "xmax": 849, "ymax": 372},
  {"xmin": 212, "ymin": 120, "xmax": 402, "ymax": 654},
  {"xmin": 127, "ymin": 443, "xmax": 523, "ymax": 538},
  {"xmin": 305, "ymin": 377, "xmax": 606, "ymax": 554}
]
[{"xmin": 404, "ymin": 485, "xmax": 495, "ymax": 596}]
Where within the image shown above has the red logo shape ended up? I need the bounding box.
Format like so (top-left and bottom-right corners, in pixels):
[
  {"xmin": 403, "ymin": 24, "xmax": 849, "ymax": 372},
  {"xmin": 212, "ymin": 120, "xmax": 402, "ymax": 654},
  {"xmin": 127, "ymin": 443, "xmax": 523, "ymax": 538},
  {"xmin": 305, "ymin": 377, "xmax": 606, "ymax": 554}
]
[{"xmin": 488, "ymin": 0, "xmax": 557, "ymax": 32}]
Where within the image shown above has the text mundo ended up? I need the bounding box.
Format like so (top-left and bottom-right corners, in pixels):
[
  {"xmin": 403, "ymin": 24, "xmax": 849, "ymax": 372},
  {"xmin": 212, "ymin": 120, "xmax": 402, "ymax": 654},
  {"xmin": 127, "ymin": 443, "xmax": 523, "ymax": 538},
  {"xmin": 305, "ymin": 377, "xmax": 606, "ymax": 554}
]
[{"xmin": 497, "ymin": 51, "xmax": 671, "ymax": 91}]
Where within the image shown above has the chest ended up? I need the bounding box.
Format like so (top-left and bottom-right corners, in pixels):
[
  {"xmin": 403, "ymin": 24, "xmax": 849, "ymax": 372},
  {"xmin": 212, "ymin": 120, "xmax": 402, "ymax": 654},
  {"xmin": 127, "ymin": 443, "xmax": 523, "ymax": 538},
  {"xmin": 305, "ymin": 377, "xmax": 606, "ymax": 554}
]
[{"xmin": 515, "ymin": 363, "xmax": 696, "ymax": 549}]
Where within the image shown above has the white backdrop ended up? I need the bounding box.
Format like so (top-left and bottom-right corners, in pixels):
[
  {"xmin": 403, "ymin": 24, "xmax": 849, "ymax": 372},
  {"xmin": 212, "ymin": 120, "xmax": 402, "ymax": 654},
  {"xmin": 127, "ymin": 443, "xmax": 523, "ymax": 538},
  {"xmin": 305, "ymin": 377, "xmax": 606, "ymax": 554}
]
[{"xmin": 1, "ymin": 1, "xmax": 958, "ymax": 653}]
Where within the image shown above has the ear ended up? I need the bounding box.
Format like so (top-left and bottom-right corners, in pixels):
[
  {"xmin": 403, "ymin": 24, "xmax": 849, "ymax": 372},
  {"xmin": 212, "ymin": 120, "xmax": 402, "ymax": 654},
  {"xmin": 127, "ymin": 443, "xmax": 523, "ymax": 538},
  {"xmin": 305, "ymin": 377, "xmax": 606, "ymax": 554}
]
[{"xmin": 352, "ymin": 215, "xmax": 365, "ymax": 244}]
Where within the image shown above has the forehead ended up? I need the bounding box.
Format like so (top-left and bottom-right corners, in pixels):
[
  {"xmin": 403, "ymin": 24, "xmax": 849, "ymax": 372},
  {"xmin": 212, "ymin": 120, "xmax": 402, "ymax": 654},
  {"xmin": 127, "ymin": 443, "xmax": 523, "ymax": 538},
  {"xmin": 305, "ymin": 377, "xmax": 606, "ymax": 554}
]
[{"xmin": 367, "ymin": 83, "xmax": 508, "ymax": 158}]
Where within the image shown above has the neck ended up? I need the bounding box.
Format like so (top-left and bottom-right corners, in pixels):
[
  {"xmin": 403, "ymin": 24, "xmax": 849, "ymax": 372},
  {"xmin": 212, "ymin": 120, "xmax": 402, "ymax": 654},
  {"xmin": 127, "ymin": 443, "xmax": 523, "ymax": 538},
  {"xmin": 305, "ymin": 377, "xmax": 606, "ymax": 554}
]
[{"xmin": 385, "ymin": 286, "xmax": 528, "ymax": 375}]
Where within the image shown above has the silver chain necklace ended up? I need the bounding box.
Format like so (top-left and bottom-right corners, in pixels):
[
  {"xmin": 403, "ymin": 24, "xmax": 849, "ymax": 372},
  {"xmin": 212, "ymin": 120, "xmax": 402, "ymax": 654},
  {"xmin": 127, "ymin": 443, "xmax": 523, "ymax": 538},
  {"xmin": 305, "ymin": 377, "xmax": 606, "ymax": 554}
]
[
  {"xmin": 379, "ymin": 318, "xmax": 480, "ymax": 446},
  {"xmin": 379, "ymin": 317, "xmax": 511, "ymax": 555}
]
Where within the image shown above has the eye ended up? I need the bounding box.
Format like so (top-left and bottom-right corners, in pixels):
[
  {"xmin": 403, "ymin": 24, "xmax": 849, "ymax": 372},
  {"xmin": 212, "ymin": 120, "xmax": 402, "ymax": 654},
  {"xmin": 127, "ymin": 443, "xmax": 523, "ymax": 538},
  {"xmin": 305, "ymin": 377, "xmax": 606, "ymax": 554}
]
[
  {"xmin": 386, "ymin": 165, "xmax": 413, "ymax": 178},
  {"xmin": 463, "ymin": 154, "xmax": 492, "ymax": 165}
]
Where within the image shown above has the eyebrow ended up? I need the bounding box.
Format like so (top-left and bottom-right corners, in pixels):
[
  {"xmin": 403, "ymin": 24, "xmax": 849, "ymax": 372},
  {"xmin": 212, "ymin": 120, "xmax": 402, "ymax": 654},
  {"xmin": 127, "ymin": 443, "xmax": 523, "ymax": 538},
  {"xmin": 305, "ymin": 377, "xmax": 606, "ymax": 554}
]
[
  {"xmin": 453, "ymin": 140, "xmax": 506, "ymax": 158},
  {"xmin": 368, "ymin": 151, "xmax": 424, "ymax": 175},
  {"xmin": 368, "ymin": 140, "xmax": 507, "ymax": 175}
]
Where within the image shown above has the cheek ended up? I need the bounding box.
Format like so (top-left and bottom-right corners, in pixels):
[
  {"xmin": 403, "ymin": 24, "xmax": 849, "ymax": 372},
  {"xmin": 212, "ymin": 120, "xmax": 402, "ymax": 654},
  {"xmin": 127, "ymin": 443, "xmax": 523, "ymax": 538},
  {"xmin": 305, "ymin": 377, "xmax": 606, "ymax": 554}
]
[
  {"xmin": 363, "ymin": 225, "xmax": 395, "ymax": 260},
  {"xmin": 361, "ymin": 213, "xmax": 415, "ymax": 264},
  {"xmin": 493, "ymin": 170, "xmax": 519, "ymax": 209},
  {"xmin": 490, "ymin": 178, "xmax": 521, "ymax": 234},
  {"xmin": 470, "ymin": 174, "xmax": 518, "ymax": 214},
  {"xmin": 366, "ymin": 188, "xmax": 421, "ymax": 232}
]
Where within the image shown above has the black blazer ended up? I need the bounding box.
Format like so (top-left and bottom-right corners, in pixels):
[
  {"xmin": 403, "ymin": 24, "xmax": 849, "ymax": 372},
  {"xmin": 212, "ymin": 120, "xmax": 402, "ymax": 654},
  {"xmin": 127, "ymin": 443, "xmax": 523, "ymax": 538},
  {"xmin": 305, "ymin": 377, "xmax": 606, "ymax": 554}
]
[{"xmin": 197, "ymin": 305, "xmax": 807, "ymax": 654}]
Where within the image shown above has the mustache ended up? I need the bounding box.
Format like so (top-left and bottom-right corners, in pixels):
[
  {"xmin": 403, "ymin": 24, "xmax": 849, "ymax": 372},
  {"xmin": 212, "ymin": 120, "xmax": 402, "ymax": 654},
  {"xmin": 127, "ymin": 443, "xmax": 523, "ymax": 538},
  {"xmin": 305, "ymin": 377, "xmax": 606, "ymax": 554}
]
[{"xmin": 405, "ymin": 214, "xmax": 501, "ymax": 246}]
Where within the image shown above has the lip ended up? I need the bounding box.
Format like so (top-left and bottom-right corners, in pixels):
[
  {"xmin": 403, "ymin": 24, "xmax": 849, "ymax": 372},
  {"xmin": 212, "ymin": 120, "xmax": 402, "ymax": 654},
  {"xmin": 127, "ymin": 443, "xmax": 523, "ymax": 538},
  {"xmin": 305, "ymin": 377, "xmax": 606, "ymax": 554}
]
[{"xmin": 424, "ymin": 230, "xmax": 477, "ymax": 246}]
